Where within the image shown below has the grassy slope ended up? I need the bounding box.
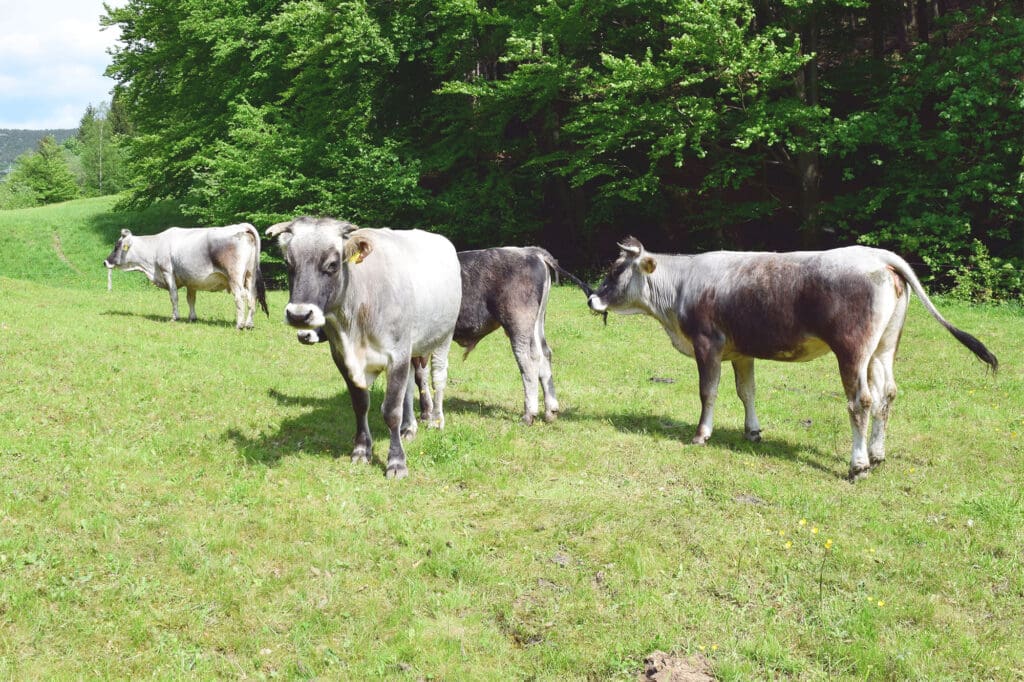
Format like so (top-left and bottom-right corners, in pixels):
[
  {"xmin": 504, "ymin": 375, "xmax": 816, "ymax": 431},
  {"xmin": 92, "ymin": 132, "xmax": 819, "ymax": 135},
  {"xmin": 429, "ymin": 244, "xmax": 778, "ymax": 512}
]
[{"xmin": 1, "ymin": 199, "xmax": 1022, "ymax": 679}]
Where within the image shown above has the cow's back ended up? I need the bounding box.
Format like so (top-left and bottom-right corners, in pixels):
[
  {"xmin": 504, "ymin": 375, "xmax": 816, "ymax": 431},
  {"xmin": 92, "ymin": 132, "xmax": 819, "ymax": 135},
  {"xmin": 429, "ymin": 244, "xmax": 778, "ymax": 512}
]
[
  {"xmin": 346, "ymin": 228, "xmax": 461, "ymax": 356},
  {"xmin": 158, "ymin": 224, "xmax": 258, "ymax": 290},
  {"xmin": 677, "ymin": 247, "xmax": 894, "ymax": 361}
]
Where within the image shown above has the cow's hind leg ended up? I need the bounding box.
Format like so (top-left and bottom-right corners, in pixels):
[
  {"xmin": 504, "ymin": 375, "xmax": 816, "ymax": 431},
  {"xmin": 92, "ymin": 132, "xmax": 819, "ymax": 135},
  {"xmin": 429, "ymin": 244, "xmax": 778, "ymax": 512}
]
[
  {"xmin": 399, "ymin": 368, "xmax": 418, "ymax": 441},
  {"xmin": 330, "ymin": 343, "xmax": 373, "ymax": 464},
  {"xmin": 412, "ymin": 356, "xmax": 434, "ymax": 422},
  {"xmin": 536, "ymin": 309, "xmax": 559, "ymax": 422},
  {"xmin": 506, "ymin": 314, "xmax": 542, "ymax": 425},
  {"xmin": 186, "ymin": 287, "xmax": 199, "ymax": 322},
  {"xmin": 228, "ymin": 277, "xmax": 248, "ymax": 329},
  {"xmin": 868, "ymin": 295, "xmax": 907, "ymax": 467},
  {"xmin": 427, "ymin": 338, "xmax": 453, "ymax": 430},
  {"xmin": 732, "ymin": 357, "xmax": 761, "ymax": 442},
  {"xmin": 837, "ymin": 351, "xmax": 873, "ymax": 481},
  {"xmin": 382, "ymin": 359, "xmax": 412, "ymax": 479}
]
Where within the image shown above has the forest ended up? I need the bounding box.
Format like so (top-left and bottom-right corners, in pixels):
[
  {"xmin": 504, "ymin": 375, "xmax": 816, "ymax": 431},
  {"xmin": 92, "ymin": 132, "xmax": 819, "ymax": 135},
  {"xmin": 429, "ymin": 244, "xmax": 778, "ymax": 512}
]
[{"xmin": 38, "ymin": 2, "xmax": 1024, "ymax": 294}]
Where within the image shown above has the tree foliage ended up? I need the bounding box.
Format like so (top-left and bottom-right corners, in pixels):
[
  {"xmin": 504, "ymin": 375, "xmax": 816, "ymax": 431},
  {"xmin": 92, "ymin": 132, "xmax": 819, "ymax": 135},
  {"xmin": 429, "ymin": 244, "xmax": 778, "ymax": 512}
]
[
  {"xmin": 3, "ymin": 136, "xmax": 80, "ymax": 205},
  {"xmin": 102, "ymin": 0, "xmax": 1024, "ymax": 298}
]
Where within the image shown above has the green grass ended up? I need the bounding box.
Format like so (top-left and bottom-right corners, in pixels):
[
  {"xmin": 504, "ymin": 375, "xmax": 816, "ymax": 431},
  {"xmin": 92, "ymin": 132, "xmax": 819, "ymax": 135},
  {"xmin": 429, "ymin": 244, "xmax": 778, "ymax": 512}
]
[{"xmin": 1, "ymin": 198, "xmax": 1022, "ymax": 679}]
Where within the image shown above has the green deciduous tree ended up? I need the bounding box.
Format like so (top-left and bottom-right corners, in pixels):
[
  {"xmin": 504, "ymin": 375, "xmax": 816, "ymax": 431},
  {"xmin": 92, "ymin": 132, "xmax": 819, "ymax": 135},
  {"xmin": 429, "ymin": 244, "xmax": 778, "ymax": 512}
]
[
  {"xmin": 5, "ymin": 136, "xmax": 79, "ymax": 205},
  {"xmin": 101, "ymin": 0, "xmax": 1024, "ymax": 298}
]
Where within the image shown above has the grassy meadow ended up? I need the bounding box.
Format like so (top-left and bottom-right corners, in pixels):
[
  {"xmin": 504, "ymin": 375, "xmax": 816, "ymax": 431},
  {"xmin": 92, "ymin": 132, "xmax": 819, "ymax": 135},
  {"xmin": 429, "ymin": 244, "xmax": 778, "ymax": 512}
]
[{"xmin": 1, "ymin": 197, "xmax": 1022, "ymax": 680}]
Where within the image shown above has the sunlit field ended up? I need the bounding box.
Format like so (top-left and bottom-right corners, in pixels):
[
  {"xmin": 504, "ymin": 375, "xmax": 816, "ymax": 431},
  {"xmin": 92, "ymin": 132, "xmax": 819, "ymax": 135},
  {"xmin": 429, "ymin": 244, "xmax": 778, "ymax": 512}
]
[{"xmin": 1, "ymin": 198, "xmax": 1022, "ymax": 679}]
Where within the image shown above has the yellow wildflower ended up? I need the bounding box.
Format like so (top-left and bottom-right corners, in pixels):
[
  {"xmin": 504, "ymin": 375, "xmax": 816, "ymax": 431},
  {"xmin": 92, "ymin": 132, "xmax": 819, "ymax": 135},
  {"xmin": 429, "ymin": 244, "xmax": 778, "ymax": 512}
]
[{"xmin": 824, "ymin": 538, "xmax": 833, "ymax": 550}]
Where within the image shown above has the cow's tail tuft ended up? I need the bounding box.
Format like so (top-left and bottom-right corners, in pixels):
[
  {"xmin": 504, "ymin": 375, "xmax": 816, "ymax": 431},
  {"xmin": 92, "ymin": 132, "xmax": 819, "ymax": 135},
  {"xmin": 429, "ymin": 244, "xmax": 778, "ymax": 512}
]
[
  {"xmin": 256, "ymin": 262, "xmax": 269, "ymax": 317},
  {"xmin": 883, "ymin": 251, "xmax": 998, "ymax": 372}
]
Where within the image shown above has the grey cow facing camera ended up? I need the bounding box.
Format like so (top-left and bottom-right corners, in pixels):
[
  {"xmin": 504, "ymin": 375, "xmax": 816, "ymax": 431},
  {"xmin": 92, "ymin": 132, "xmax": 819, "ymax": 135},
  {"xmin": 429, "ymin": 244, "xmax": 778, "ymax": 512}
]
[{"xmin": 268, "ymin": 216, "xmax": 462, "ymax": 479}]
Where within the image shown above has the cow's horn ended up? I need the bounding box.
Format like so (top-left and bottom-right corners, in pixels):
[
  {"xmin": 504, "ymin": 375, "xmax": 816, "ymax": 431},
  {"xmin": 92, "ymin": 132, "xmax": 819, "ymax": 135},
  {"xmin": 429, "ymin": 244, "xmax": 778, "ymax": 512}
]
[
  {"xmin": 265, "ymin": 221, "xmax": 293, "ymax": 238},
  {"xmin": 617, "ymin": 240, "xmax": 641, "ymax": 256}
]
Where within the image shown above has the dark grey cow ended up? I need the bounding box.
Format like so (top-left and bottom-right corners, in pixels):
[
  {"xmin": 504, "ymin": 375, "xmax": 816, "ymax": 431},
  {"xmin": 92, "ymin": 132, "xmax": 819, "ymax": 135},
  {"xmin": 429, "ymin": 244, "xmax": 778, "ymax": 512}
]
[
  {"xmin": 588, "ymin": 237, "xmax": 998, "ymax": 480},
  {"xmin": 103, "ymin": 224, "xmax": 268, "ymax": 329},
  {"xmin": 431, "ymin": 247, "xmax": 591, "ymax": 424},
  {"xmin": 300, "ymin": 247, "xmax": 592, "ymax": 425},
  {"xmin": 267, "ymin": 216, "xmax": 461, "ymax": 479}
]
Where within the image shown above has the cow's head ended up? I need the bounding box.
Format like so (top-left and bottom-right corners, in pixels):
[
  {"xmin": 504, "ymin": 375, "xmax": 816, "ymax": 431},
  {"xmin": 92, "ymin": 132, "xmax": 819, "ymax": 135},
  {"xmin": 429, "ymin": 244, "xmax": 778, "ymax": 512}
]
[
  {"xmin": 588, "ymin": 236, "xmax": 657, "ymax": 314},
  {"xmin": 103, "ymin": 229, "xmax": 134, "ymax": 269},
  {"xmin": 266, "ymin": 216, "xmax": 363, "ymax": 329}
]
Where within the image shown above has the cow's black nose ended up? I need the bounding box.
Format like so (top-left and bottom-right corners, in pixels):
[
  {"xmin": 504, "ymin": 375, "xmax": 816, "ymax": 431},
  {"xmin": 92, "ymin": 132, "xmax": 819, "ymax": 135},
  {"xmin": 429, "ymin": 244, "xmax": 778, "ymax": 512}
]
[{"xmin": 286, "ymin": 309, "xmax": 313, "ymax": 326}]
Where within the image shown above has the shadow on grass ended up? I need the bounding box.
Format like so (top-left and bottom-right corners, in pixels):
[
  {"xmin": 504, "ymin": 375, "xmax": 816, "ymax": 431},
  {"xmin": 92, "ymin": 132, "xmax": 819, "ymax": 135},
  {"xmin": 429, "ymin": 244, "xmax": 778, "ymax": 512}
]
[
  {"xmin": 448, "ymin": 393, "xmax": 841, "ymax": 478},
  {"xmin": 227, "ymin": 387, "xmax": 390, "ymax": 472},
  {"xmin": 101, "ymin": 309, "xmax": 240, "ymax": 329}
]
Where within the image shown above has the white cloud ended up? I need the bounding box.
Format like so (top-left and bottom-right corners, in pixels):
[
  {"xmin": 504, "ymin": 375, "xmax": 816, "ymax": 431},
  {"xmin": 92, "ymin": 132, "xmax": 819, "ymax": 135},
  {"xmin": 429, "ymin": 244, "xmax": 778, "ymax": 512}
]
[{"xmin": 0, "ymin": 0, "xmax": 125, "ymax": 129}]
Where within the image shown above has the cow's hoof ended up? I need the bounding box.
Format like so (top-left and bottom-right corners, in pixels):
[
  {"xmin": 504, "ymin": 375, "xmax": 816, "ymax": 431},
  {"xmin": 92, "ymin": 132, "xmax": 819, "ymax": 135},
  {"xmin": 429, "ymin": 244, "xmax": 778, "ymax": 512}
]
[
  {"xmin": 690, "ymin": 435, "xmax": 709, "ymax": 446},
  {"xmin": 386, "ymin": 463, "xmax": 408, "ymax": 479},
  {"xmin": 543, "ymin": 409, "xmax": 558, "ymax": 423},
  {"xmin": 869, "ymin": 453, "xmax": 886, "ymax": 468},
  {"xmin": 350, "ymin": 447, "xmax": 370, "ymax": 464},
  {"xmin": 521, "ymin": 413, "xmax": 535, "ymax": 426},
  {"xmin": 401, "ymin": 426, "xmax": 418, "ymax": 441},
  {"xmin": 428, "ymin": 417, "xmax": 445, "ymax": 430},
  {"xmin": 745, "ymin": 429, "xmax": 762, "ymax": 443},
  {"xmin": 848, "ymin": 465, "xmax": 871, "ymax": 482}
]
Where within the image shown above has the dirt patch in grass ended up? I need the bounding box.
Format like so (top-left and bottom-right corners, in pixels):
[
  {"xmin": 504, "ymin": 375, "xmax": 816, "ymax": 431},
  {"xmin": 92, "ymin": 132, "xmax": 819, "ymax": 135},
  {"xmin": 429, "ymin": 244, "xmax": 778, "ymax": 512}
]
[{"xmin": 638, "ymin": 650, "xmax": 715, "ymax": 681}]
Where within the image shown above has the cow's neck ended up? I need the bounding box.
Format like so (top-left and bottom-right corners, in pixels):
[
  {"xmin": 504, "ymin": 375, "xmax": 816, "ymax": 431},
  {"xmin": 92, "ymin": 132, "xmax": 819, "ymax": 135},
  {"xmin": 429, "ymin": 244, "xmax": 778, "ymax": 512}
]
[
  {"xmin": 644, "ymin": 253, "xmax": 691, "ymax": 318},
  {"xmin": 124, "ymin": 237, "xmax": 159, "ymax": 283}
]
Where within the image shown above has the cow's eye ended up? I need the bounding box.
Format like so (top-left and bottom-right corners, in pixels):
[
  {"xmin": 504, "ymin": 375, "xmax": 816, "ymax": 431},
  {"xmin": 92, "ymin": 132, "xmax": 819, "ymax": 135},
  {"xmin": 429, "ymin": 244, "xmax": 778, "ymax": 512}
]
[{"xmin": 323, "ymin": 258, "xmax": 339, "ymax": 275}]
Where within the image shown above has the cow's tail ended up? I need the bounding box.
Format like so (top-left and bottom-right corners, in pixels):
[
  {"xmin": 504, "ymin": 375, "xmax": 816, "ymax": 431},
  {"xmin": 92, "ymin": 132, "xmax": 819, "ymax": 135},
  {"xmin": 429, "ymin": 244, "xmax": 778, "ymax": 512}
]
[
  {"xmin": 244, "ymin": 223, "xmax": 270, "ymax": 317},
  {"xmin": 882, "ymin": 251, "xmax": 998, "ymax": 372},
  {"xmin": 530, "ymin": 247, "xmax": 594, "ymax": 298}
]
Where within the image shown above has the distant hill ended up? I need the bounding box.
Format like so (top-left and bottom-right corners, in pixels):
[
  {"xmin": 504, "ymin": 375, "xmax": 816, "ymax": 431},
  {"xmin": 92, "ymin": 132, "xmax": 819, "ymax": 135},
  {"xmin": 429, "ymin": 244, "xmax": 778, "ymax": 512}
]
[{"xmin": 0, "ymin": 129, "xmax": 77, "ymax": 175}]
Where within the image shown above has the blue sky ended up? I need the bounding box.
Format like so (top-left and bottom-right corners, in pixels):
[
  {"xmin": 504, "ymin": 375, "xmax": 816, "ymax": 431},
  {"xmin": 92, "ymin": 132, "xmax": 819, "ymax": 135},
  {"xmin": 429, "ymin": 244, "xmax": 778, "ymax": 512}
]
[{"xmin": 0, "ymin": 1, "xmax": 125, "ymax": 129}]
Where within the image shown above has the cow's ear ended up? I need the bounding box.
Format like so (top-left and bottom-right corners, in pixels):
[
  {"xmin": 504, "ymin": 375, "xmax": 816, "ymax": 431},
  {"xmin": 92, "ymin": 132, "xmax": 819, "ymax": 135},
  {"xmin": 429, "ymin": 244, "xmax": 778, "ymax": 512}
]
[
  {"xmin": 639, "ymin": 256, "xmax": 657, "ymax": 274},
  {"xmin": 120, "ymin": 229, "xmax": 132, "ymax": 238},
  {"xmin": 344, "ymin": 236, "xmax": 373, "ymax": 265}
]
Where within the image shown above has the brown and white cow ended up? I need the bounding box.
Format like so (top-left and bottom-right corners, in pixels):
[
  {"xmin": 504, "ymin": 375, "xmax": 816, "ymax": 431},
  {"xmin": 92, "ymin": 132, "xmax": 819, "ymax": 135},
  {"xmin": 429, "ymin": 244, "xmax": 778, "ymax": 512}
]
[
  {"xmin": 267, "ymin": 216, "xmax": 461, "ymax": 479},
  {"xmin": 103, "ymin": 225, "xmax": 268, "ymax": 329},
  {"xmin": 588, "ymin": 237, "xmax": 998, "ymax": 480}
]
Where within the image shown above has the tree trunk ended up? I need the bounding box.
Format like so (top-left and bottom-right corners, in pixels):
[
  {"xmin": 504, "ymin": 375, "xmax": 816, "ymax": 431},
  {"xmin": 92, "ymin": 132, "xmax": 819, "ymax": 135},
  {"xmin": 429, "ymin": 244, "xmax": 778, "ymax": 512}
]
[{"xmin": 794, "ymin": 9, "xmax": 822, "ymax": 249}]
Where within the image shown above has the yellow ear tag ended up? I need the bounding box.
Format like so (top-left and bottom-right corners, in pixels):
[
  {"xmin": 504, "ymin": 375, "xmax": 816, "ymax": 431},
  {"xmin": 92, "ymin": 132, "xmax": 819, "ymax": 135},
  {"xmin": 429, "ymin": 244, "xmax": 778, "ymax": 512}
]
[
  {"xmin": 122, "ymin": 243, "xmax": 130, "ymax": 252},
  {"xmin": 348, "ymin": 252, "xmax": 364, "ymax": 265}
]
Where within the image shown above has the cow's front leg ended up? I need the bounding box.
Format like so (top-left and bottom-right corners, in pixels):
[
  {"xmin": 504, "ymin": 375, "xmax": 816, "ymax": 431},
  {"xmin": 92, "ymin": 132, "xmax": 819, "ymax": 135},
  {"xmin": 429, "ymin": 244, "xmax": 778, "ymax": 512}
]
[
  {"xmin": 186, "ymin": 287, "xmax": 198, "ymax": 323},
  {"xmin": 382, "ymin": 359, "xmax": 412, "ymax": 479},
  {"xmin": 732, "ymin": 357, "xmax": 761, "ymax": 442},
  {"xmin": 329, "ymin": 343, "xmax": 372, "ymax": 463},
  {"xmin": 692, "ymin": 338, "xmax": 724, "ymax": 445}
]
